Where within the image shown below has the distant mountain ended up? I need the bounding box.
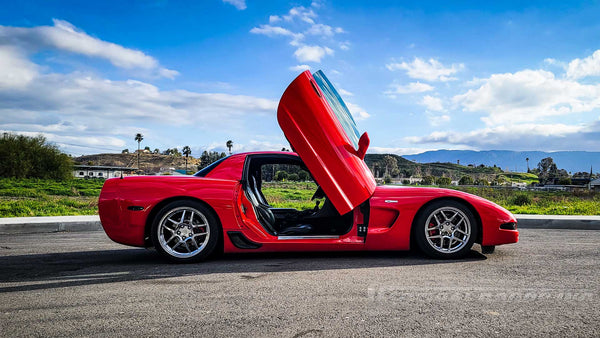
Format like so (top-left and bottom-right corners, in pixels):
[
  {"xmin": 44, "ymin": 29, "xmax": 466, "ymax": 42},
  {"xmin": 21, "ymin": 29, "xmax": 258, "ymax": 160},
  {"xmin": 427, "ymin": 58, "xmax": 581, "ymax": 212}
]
[{"xmin": 404, "ymin": 150, "xmax": 600, "ymax": 174}]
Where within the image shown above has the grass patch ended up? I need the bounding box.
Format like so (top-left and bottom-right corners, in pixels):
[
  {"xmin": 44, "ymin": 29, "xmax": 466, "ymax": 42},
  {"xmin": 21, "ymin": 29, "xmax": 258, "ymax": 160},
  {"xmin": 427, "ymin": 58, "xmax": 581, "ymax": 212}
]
[
  {"xmin": 261, "ymin": 181, "xmax": 320, "ymax": 210},
  {"xmin": 1, "ymin": 178, "xmax": 597, "ymax": 217},
  {"xmin": 0, "ymin": 178, "xmax": 103, "ymax": 217}
]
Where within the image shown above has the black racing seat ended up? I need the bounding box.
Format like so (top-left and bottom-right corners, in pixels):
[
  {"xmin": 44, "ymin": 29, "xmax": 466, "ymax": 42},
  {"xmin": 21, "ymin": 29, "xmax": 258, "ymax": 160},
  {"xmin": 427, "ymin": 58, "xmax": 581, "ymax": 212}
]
[{"xmin": 246, "ymin": 176, "xmax": 277, "ymax": 235}]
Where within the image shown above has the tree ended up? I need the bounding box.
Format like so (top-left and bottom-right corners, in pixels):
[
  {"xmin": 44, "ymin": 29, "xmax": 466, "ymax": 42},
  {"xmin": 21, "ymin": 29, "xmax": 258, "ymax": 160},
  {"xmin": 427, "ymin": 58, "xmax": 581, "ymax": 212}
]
[
  {"xmin": 226, "ymin": 140, "xmax": 233, "ymax": 155},
  {"xmin": 275, "ymin": 170, "xmax": 288, "ymax": 181},
  {"xmin": 182, "ymin": 146, "xmax": 191, "ymax": 173},
  {"xmin": 459, "ymin": 176, "xmax": 474, "ymax": 185},
  {"xmin": 422, "ymin": 176, "xmax": 435, "ymax": 185},
  {"xmin": 0, "ymin": 133, "xmax": 72, "ymax": 180},
  {"xmin": 537, "ymin": 157, "xmax": 558, "ymax": 185},
  {"xmin": 298, "ymin": 170, "xmax": 309, "ymax": 181},
  {"xmin": 153, "ymin": 148, "xmax": 160, "ymax": 154},
  {"xmin": 288, "ymin": 173, "xmax": 299, "ymax": 181},
  {"xmin": 134, "ymin": 133, "xmax": 143, "ymax": 169},
  {"xmin": 382, "ymin": 155, "xmax": 398, "ymax": 176},
  {"xmin": 144, "ymin": 146, "xmax": 150, "ymax": 152},
  {"xmin": 121, "ymin": 149, "xmax": 129, "ymax": 154},
  {"xmin": 437, "ymin": 177, "xmax": 452, "ymax": 185}
]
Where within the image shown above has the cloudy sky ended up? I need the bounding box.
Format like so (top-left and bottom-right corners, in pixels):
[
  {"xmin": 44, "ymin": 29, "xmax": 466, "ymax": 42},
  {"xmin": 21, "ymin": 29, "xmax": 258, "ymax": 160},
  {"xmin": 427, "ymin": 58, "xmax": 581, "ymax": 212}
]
[{"xmin": 1, "ymin": 0, "xmax": 599, "ymax": 156}]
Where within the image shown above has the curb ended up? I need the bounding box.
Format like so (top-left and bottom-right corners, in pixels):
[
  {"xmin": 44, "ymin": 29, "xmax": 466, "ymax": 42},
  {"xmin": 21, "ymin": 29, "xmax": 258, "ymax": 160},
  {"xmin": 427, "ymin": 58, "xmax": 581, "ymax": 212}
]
[
  {"xmin": 515, "ymin": 215, "xmax": 600, "ymax": 230},
  {"xmin": 0, "ymin": 216, "xmax": 102, "ymax": 234},
  {"xmin": 0, "ymin": 214, "xmax": 598, "ymax": 235}
]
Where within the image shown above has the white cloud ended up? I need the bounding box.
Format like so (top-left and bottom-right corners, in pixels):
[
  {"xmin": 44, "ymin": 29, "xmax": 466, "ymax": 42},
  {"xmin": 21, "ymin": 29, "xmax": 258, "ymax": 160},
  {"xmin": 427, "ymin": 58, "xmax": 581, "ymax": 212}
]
[
  {"xmin": 251, "ymin": 4, "xmax": 347, "ymax": 66},
  {"xmin": 222, "ymin": 0, "xmax": 246, "ymax": 10},
  {"xmin": 426, "ymin": 113, "xmax": 450, "ymax": 126},
  {"xmin": 289, "ymin": 64, "xmax": 311, "ymax": 72},
  {"xmin": 284, "ymin": 6, "xmax": 317, "ymax": 24},
  {"xmin": 305, "ymin": 24, "xmax": 343, "ymax": 38},
  {"xmin": 386, "ymin": 57, "xmax": 464, "ymax": 82},
  {"xmin": 405, "ymin": 122, "xmax": 600, "ymax": 151},
  {"xmin": 0, "ymin": 70, "xmax": 278, "ymax": 153},
  {"xmin": 421, "ymin": 95, "xmax": 444, "ymax": 112},
  {"xmin": 385, "ymin": 82, "xmax": 434, "ymax": 96},
  {"xmin": 368, "ymin": 146, "xmax": 438, "ymax": 156},
  {"xmin": 250, "ymin": 25, "xmax": 304, "ymax": 46},
  {"xmin": 0, "ymin": 19, "xmax": 178, "ymax": 78},
  {"xmin": 453, "ymin": 69, "xmax": 600, "ymax": 125},
  {"xmin": 566, "ymin": 49, "xmax": 600, "ymax": 79},
  {"xmin": 339, "ymin": 41, "xmax": 350, "ymax": 50},
  {"xmin": 0, "ymin": 46, "xmax": 38, "ymax": 88},
  {"xmin": 345, "ymin": 102, "xmax": 370, "ymax": 121},
  {"xmin": 337, "ymin": 88, "xmax": 354, "ymax": 97},
  {"xmin": 293, "ymin": 45, "xmax": 333, "ymax": 63}
]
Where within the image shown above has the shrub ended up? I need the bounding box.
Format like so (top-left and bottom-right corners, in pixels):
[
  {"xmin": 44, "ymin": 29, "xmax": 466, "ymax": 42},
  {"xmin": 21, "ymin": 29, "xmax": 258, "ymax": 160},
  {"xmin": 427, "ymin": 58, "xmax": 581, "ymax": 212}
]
[
  {"xmin": 437, "ymin": 177, "xmax": 452, "ymax": 185},
  {"xmin": 0, "ymin": 133, "xmax": 73, "ymax": 180},
  {"xmin": 275, "ymin": 170, "xmax": 288, "ymax": 181},
  {"xmin": 402, "ymin": 179, "xmax": 410, "ymax": 185},
  {"xmin": 288, "ymin": 173, "xmax": 299, "ymax": 181},
  {"xmin": 422, "ymin": 176, "xmax": 435, "ymax": 185},
  {"xmin": 459, "ymin": 176, "xmax": 474, "ymax": 185},
  {"xmin": 384, "ymin": 175, "xmax": 392, "ymax": 184},
  {"xmin": 511, "ymin": 194, "xmax": 532, "ymax": 206}
]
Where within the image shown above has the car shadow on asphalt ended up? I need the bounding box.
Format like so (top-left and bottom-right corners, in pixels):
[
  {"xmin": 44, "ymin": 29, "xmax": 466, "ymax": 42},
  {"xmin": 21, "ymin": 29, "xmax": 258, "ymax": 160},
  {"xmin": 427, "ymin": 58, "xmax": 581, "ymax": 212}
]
[{"xmin": 0, "ymin": 248, "xmax": 486, "ymax": 293}]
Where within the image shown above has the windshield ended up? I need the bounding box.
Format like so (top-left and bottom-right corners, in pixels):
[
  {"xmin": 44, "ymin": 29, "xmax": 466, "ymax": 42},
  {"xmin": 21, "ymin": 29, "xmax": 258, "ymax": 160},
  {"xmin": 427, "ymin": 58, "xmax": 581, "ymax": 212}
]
[{"xmin": 312, "ymin": 70, "xmax": 361, "ymax": 149}]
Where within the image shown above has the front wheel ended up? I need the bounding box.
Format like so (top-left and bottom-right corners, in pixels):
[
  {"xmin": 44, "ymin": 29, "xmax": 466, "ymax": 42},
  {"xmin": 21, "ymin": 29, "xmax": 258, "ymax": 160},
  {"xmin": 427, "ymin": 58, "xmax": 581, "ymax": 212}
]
[
  {"xmin": 414, "ymin": 200, "xmax": 478, "ymax": 259},
  {"xmin": 151, "ymin": 200, "xmax": 220, "ymax": 263}
]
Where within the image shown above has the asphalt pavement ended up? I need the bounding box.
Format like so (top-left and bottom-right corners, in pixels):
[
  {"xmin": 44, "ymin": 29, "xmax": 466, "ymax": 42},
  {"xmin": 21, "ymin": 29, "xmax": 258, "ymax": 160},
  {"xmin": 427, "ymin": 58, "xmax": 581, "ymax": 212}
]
[{"xmin": 0, "ymin": 229, "xmax": 598, "ymax": 337}]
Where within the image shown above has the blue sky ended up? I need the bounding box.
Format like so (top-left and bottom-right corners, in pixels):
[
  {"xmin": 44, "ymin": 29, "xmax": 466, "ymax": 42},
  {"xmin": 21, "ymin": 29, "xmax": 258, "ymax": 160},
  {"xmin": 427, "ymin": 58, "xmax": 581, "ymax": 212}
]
[{"xmin": 1, "ymin": 0, "xmax": 599, "ymax": 157}]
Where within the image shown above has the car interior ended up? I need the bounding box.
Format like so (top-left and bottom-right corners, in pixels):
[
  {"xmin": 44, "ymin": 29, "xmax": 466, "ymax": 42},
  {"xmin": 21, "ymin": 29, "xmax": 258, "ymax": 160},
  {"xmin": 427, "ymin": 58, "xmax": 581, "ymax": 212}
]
[{"xmin": 243, "ymin": 154, "xmax": 353, "ymax": 237}]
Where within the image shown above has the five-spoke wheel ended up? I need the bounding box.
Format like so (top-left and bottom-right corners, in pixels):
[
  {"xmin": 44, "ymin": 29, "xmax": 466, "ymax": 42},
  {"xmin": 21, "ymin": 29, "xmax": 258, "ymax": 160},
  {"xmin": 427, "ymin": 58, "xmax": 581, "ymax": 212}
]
[
  {"xmin": 151, "ymin": 200, "xmax": 219, "ymax": 262},
  {"xmin": 414, "ymin": 200, "xmax": 478, "ymax": 259}
]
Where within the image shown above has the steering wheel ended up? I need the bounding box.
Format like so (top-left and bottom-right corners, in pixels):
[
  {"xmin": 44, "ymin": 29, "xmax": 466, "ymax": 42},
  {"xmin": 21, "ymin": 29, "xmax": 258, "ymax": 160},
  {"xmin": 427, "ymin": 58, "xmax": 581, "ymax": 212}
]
[{"xmin": 311, "ymin": 186, "xmax": 325, "ymax": 201}]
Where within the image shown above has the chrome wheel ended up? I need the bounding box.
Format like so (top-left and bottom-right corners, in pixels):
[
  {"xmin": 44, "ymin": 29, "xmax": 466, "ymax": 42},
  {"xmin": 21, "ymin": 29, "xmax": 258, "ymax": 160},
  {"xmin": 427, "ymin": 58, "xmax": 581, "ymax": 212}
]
[
  {"xmin": 157, "ymin": 206, "xmax": 211, "ymax": 259},
  {"xmin": 424, "ymin": 206, "xmax": 471, "ymax": 254}
]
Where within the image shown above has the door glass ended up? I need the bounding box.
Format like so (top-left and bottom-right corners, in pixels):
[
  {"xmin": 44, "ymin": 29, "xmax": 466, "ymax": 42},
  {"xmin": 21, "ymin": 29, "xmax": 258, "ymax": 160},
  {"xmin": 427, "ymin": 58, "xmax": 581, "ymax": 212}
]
[{"xmin": 312, "ymin": 70, "xmax": 361, "ymax": 149}]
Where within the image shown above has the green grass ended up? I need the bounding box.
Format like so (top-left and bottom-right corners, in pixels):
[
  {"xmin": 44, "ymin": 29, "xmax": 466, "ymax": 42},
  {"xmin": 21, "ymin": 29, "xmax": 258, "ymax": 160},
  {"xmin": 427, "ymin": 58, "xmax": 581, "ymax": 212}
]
[
  {"xmin": 0, "ymin": 178, "xmax": 103, "ymax": 217},
  {"xmin": 0, "ymin": 178, "xmax": 597, "ymax": 217},
  {"xmin": 261, "ymin": 181, "xmax": 321, "ymax": 210},
  {"xmin": 447, "ymin": 186, "xmax": 599, "ymax": 215}
]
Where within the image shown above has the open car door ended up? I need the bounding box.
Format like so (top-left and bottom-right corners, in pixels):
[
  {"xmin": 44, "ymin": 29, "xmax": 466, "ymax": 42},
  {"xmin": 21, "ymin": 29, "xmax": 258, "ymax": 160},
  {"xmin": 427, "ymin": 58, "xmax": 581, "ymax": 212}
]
[{"xmin": 277, "ymin": 70, "xmax": 376, "ymax": 215}]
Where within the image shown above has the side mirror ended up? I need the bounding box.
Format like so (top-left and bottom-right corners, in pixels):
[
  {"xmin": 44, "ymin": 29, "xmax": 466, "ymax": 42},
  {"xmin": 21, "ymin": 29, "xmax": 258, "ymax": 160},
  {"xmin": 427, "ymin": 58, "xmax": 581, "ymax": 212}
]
[{"xmin": 356, "ymin": 132, "xmax": 370, "ymax": 160}]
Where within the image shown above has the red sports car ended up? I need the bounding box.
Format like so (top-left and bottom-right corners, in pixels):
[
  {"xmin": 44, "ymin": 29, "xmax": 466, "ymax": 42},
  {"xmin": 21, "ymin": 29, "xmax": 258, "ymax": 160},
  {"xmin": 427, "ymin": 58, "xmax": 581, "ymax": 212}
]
[{"xmin": 99, "ymin": 70, "xmax": 518, "ymax": 262}]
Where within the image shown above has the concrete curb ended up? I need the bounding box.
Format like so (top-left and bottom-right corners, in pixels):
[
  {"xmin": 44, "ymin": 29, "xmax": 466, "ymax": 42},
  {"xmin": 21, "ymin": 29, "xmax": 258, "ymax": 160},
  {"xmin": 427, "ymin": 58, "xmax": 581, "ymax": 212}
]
[
  {"xmin": 0, "ymin": 214, "xmax": 598, "ymax": 234},
  {"xmin": 515, "ymin": 215, "xmax": 600, "ymax": 230},
  {"xmin": 0, "ymin": 216, "xmax": 101, "ymax": 234}
]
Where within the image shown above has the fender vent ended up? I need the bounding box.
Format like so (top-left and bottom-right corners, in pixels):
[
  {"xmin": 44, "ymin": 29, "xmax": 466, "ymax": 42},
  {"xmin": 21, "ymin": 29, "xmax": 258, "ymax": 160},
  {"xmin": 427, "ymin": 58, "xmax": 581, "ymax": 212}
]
[{"xmin": 227, "ymin": 231, "xmax": 262, "ymax": 249}]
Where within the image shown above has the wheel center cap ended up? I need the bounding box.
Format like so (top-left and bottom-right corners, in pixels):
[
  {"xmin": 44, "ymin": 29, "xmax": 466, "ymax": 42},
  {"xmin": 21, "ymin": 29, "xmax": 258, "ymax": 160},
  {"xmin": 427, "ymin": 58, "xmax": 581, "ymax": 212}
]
[{"xmin": 177, "ymin": 223, "xmax": 193, "ymax": 238}]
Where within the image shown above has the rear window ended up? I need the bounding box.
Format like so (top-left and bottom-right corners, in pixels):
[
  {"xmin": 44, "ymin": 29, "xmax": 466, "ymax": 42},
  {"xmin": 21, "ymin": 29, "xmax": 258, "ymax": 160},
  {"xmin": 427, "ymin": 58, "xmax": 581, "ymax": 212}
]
[
  {"xmin": 194, "ymin": 157, "xmax": 228, "ymax": 177},
  {"xmin": 312, "ymin": 70, "xmax": 361, "ymax": 149}
]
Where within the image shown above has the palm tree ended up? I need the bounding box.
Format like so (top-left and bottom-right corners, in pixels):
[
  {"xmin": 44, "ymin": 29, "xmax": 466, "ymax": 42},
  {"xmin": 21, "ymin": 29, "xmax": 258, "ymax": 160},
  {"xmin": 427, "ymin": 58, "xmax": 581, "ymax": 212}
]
[
  {"xmin": 526, "ymin": 157, "xmax": 530, "ymax": 173},
  {"xmin": 134, "ymin": 133, "xmax": 143, "ymax": 170},
  {"xmin": 182, "ymin": 146, "xmax": 191, "ymax": 173},
  {"xmin": 226, "ymin": 140, "xmax": 233, "ymax": 155}
]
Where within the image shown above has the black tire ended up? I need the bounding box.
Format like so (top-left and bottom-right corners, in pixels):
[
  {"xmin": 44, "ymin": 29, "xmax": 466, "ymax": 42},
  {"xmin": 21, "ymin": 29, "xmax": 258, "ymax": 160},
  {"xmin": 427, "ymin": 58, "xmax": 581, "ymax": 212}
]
[
  {"xmin": 151, "ymin": 200, "xmax": 220, "ymax": 263},
  {"xmin": 414, "ymin": 200, "xmax": 478, "ymax": 259}
]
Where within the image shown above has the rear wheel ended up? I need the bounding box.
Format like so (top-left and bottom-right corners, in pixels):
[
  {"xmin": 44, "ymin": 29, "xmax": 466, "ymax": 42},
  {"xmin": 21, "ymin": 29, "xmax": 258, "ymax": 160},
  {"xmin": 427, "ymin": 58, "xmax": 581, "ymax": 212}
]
[
  {"xmin": 414, "ymin": 200, "xmax": 478, "ymax": 259},
  {"xmin": 151, "ymin": 200, "xmax": 220, "ymax": 263}
]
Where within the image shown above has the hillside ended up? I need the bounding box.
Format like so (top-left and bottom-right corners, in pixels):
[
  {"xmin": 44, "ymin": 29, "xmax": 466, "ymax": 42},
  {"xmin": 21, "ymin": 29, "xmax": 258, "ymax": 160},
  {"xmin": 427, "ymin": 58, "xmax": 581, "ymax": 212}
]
[
  {"xmin": 404, "ymin": 150, "xmax": 600, "ymax": 173},
  {"xmin": 74, "ymin": 153, "xmax": 201, "ymax": 174},
  {"xmin": 364, "ymin": 153, "xmax": 536, "ymax": 183}
]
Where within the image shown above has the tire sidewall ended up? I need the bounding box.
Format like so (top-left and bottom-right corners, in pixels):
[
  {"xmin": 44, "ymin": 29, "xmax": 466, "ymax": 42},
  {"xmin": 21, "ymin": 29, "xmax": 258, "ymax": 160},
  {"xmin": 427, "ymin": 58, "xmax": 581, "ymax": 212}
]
[
  {"xmin": 414, "ymin": 200, "xmax": 478, "ymax": 259},
  {"xmin": 151, "ymin": 200, "xmax": 220, "ymax": 263}
]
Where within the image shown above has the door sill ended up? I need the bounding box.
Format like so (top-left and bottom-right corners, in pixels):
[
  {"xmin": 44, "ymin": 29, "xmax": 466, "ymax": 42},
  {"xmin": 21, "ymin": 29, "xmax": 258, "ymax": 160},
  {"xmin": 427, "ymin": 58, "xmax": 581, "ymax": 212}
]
[{"xmin": 277, "ymin": 235, "xmax": 340, "ymax": 240}]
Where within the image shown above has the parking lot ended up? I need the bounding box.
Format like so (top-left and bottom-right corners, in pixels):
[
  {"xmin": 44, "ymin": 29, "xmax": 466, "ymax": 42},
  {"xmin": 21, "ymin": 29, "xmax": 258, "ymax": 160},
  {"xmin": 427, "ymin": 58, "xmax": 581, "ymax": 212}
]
[{"xmin": 0, "ymin": 228, "xmax": 598, "ymax": 337}]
